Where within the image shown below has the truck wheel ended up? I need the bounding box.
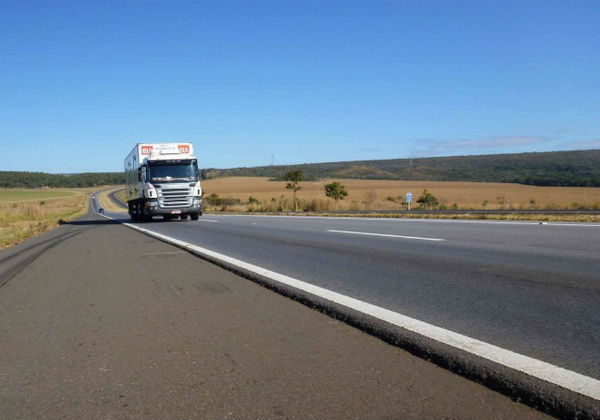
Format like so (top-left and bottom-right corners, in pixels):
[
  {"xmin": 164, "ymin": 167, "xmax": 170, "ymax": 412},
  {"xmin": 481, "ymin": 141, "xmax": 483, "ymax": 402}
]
[
  {"xmin": 141, "ymin": 205, "xmax": 151, "ymax": 222},
  {"xmin": 132, "ymin": 203, "xmax": 139, "ymax": 221},
  {"xmin": 130, "ymin": 208, "xmax": 136, "ymax": 221},
  {"xmin": 190, "ymin": 213, "xmax": 199, "ymax": 221},
  {"xmin": 180, "ymin": 213, "xmax": 189, "ymax": 220}
]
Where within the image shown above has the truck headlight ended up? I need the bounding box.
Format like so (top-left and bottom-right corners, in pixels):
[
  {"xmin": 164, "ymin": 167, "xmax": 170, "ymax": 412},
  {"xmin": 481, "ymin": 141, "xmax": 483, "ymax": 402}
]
[{"xmin": 145, "ymin": 183, "xmax": 157, "ymax": 198}]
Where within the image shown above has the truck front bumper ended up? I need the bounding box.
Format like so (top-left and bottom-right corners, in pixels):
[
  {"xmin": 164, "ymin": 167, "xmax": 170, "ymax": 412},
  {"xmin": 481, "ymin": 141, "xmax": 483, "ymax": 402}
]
[{"xmin": 144, "ymin": 198, "xmax": 203, "ymax": 215}]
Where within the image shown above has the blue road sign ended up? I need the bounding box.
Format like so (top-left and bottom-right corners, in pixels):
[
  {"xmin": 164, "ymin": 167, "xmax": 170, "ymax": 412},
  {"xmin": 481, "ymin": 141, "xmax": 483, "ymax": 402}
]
[{"xmin": 406, "ymin": 192, "xmax": 412, "ymax": 203}]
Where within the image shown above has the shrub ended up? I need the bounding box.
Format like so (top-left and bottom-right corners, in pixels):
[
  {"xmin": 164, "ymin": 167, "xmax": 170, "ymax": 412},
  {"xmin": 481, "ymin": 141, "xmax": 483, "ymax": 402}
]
[
  {"xmin": 220, "ymin": 198, "xmax": 241, "ymax": 207},
  {"xmin": 416, "ymin": 189, "xmax": 439, "ymax": 209},
  {"xmin": 206, "ymin": 193, "xmax": 221, "ymax": 206},
  {"xmin": 324, "ymin": 182, "xmax": 348, "ymax": 201}
]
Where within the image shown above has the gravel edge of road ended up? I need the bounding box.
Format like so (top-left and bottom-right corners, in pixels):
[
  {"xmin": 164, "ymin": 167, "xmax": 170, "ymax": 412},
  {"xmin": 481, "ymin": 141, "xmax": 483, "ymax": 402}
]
[{"xmin": 96, "ymin": 199, "xmax": 598, "ymax": 420}]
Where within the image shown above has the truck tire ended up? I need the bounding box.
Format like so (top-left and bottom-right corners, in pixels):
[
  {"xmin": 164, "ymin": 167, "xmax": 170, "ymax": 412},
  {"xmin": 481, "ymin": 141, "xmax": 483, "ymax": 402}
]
[
  {"xmin": 140, "ymin": 203, "xmax": 152, "ymax": 222},
  {"xmin": 129, "ymin": 202, "xmax": 136, "ymax": 221},
  {"xmin": 132, "ymin": 202, "xmax": 139, "ymax": 221},
  {"xmin": 190, "ymin": 213, "xmax": 199, "ymax": 221}
]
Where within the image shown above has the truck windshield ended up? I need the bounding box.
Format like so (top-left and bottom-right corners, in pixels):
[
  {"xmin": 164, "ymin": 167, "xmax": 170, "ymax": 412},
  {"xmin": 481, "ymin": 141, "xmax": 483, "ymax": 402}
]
[{"xmin": 147, "ymin": 162, "xmax": 198, "ymax": 183}]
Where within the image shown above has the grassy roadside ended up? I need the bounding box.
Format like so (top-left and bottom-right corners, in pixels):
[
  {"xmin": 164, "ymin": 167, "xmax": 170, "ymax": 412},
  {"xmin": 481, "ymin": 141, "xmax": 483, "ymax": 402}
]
[
  {"xmin": 0, "ymin": 188, "xmax": 96, "ymax": 249},
  {"xmin": 97, "ymin": 187, "xmax": 127, "ymax": 213}
]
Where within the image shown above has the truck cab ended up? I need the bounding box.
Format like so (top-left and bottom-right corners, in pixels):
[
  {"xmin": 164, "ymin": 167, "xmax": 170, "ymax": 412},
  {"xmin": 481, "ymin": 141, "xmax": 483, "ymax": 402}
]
[{"xmin": 125, "ymin": 143, "xmax": 203, "ymax": 221}]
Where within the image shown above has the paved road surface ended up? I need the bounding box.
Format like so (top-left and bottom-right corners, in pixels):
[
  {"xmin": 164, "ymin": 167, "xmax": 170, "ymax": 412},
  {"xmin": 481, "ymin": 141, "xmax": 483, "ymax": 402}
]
[
  {"xmin": 101, "ymin": 200, "xmax": 600, "ymax": 382},
  {"xmin": 0, "ymin": 203, "xmax": 550, "ymax": 418}
]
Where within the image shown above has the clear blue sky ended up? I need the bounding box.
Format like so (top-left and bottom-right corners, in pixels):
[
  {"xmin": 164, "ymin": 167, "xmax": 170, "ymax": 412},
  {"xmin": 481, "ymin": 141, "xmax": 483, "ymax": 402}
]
[{"xmin": 1, "ymin": 0, "xmax": 598, "ymax": 173}]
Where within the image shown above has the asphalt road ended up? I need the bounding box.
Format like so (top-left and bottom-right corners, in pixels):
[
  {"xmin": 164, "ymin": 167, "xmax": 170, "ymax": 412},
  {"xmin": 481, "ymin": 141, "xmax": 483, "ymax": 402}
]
[
  {"xmin": 0, "ymin": 202, "xmax": 550, "ymax": 419},
  {"xmin": 100, "ymin": 200, "xmax": 600, "ymax": 383}
]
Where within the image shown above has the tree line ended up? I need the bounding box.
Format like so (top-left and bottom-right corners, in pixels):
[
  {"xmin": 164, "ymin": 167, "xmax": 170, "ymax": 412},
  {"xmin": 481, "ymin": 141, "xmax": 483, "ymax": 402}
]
[
  {"xmin": 2, "ymin": 149, "xmax": 599, "ymax": 189},
  {"xmin": 0, "ymin": 171, "xmax": 125, "ymax": 188}
]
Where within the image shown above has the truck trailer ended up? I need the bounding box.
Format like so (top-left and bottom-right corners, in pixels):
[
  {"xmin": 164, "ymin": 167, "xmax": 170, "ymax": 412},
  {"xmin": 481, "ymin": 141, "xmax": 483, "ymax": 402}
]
[{"xmin": 124, "ymin": 143, "xmax": 203, "ymax": 221}]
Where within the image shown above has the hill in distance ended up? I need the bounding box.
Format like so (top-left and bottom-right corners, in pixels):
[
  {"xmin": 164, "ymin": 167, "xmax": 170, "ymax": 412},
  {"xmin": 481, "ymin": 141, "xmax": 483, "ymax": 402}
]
[
  {"xmin": 207, "ymin": 149, "xmax": 600, "ymax": 187},
  {"xmin": 1, "ymin": 149, "xmax": 599, "ymax": 188}
]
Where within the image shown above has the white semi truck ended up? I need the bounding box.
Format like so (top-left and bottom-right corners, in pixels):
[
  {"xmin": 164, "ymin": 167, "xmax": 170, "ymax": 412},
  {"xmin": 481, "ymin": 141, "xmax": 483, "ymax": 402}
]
[{"xmin": 124, "ymin": 143, "xmax": 203, "ymax": 221}]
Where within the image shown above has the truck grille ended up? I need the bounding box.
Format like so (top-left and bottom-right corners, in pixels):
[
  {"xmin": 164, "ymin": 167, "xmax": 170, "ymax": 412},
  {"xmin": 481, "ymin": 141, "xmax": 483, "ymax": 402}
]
[{"xmin": 157, "ymin": 187, "xmax": 193, "ymax": 208}]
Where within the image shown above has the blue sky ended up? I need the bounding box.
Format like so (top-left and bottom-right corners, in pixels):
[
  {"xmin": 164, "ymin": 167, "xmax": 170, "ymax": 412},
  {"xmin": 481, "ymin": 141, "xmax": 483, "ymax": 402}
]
[{"xmin": 1, "ymin": 0, "xmax": 598, "ymax": 173}]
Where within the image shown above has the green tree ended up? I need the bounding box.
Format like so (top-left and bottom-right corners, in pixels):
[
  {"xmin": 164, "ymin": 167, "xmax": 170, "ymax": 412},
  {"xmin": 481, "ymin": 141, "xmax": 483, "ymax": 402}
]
[
  {"xmin": 324, "ymin": 182, "xmax": 348, "ymax": 201},
  {"xmin": 416, "ymin": 189, "xmax": 439, "ymax": 209},
  {"xmin": 283, "ymin": 170, "xmax": 303, "ymax": 211}
]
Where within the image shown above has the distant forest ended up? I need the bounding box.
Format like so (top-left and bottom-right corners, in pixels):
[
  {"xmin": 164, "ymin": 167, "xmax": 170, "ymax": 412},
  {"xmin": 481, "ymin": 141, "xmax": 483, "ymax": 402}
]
[
  {"xmin": 0, "ymin": 172, "xmax": 124, "ymax": 188},
  {"xmin": 1, "ymin": 149, "xmax": 599, "ymax": 188}
]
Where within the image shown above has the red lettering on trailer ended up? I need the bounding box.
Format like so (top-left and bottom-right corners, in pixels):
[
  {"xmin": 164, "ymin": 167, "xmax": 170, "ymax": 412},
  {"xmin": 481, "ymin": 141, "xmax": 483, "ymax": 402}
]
[
  {"xmin": 141, "ymin": 145, "xmax": 153, "ymax": 155},
  {"xmin": 178, "ymin": 145, "xmax": 190, "ymax": 154}
]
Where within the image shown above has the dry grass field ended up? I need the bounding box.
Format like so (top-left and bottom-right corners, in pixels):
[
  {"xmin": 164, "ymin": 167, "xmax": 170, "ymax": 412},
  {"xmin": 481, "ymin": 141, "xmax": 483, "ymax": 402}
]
[
  {"xmin": 201, "ymin": 177, "xmax": 600, "ymax": 212},
  {"xmin": 115, "ymin": 188, "xmax": 126, "ymax": 204},
  {"xmin": 97, "ymin": 187, "xmax": 127, "ymax": 213},
  {"xmin": 0, "ymin": 188, "xmax": 95, "ymax": 249}
]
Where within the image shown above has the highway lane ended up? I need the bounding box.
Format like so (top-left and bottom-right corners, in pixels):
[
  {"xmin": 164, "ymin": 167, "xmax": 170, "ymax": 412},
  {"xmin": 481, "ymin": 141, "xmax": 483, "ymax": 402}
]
[{"xmin": 100, "ymin": 203, "xmax": 600, "ymax": 382}]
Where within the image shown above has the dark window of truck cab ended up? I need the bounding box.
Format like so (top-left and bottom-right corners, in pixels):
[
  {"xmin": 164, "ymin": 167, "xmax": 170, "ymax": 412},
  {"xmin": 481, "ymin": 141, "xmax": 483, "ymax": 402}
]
[{"xmin": 147, "ymin": 160, "xmax": 198, "ymax": 183}]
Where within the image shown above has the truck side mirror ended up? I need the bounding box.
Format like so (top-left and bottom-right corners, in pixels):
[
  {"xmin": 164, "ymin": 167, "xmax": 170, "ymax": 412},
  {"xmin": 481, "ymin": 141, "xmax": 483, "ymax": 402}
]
[
  {"xmin": 201, "ymin": 169, "xmax": 206, "ymax": 180},
  {"xmin": 138, "ymin": 168, "xmax": 142, "ymax": 182}
]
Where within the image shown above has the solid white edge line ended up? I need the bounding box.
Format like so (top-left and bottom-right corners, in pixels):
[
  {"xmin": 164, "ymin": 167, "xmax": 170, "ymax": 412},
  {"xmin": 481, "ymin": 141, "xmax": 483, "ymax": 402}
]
[
  {"xmin": 92, "ymin": 199, "xmax": 600, "ymax": 401},
  {"xmin": 327, "ymin": 229, "xmax": 445, "ymax": 242}
]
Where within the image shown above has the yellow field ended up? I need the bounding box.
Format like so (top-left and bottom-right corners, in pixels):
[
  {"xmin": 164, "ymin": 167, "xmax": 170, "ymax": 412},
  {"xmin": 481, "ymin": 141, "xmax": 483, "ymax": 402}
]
[
  {"xmin": 0, "ymin": 189, "xmax": 74, "ymax": 202},
  {"xmin": 202, "ymin": 177, "xmax": 600, "ymax": 211},
  {"xmin": 0, "ymin": 188, "xmax": 95, "ymax": 249}
]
